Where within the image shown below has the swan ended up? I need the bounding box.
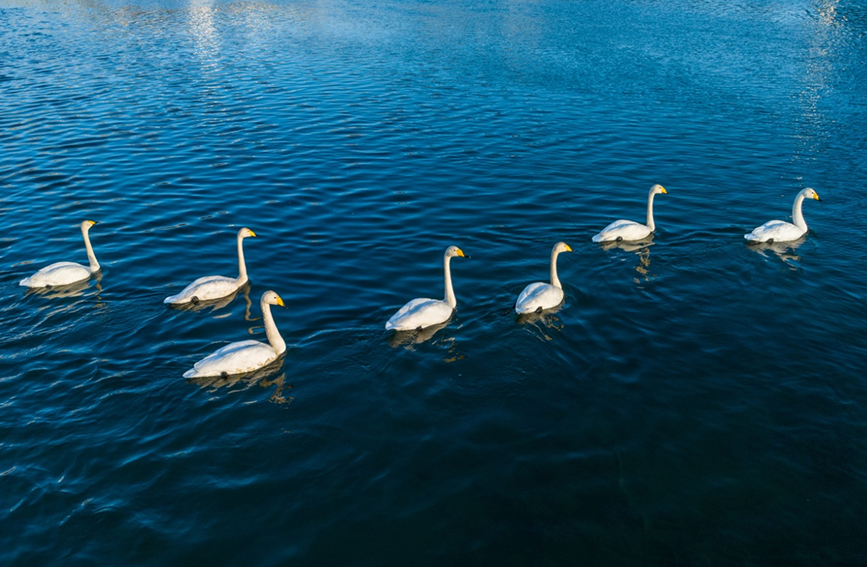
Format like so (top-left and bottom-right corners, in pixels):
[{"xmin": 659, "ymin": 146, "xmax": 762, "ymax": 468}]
[
  {"xmin": 19, "ymin": 220, "xmax": 101, "ymax": 288},
  {"xmin": 183, "ymin": 290, "xmax": 286, "ymax": 378},
  {"xmin": 385, "ymin": 246, "xmax": 467, "ymax": 331},
  {"xmin": 745, "ymin": 188, "xmax": 821, "ymax": 243},
  {"xmin": 592, "ymin": 184, "xmax": 668, "ymax": 243},
  {"xmin": 165, "ymin": 227, "xmax": 257, "ymax": 305},
  {"xmin": 515, "ymin": 242, "xmax": 572, "ymax": 314}
]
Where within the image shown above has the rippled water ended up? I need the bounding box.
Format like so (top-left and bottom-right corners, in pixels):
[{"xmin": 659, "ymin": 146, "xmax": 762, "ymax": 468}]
[{"xmin": 2, "ymin": 0, "xmax": 867, "ymax": 564}]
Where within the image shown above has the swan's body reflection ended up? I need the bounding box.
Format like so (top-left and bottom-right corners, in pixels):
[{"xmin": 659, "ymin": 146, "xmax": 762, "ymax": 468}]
[
  {"xmin": 597, "ymin": 236, "xmax": 654, "ymax": 282},
  {"xmin": 517, "ymin": 309, "xmax": 565, "ymax": 342},
  {"xmin": 388, "ymin": 321, "xmax": 450, "ymax": 347},
  {"xmin": 748, "ymin": 235, "xmax": 806, "ymax": 267},
  {"xmin": 187, "ymin": 369, "xmax": 292, "ymax": 404},
  {"xmin": 388, "ymin": 322, "xmax": 464, "ymax": 360}
]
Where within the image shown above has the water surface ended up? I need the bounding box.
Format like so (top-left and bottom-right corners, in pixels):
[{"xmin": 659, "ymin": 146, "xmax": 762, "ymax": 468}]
[{"xmin": 2, "ymin": 0, "xmax": 866, "ymax": 564}]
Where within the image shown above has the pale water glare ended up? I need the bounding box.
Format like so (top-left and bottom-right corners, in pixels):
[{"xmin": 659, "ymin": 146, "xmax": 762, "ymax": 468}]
[{"xmin": 1, "ymin": 0, "xmax": 866, "ymax": 564}]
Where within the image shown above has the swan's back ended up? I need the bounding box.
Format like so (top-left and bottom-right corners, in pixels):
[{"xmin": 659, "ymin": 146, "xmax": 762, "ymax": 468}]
[
  {"xmin": 386, "ymin": 298, "xmax": 453, "ymax": 331},
  {"xmin": 20, "ymin": 261, "xmax": 90, "ymax": 288},
  {"xmin": 592, "ymin": 219, "xmax": 650, "ymax": 243},
  {"xmin": 516, "ymin": 282, "xmax": 563, "ymax": 314},
  {"xmin": 745, "ymin": 220, "xmax": 803, "ymax": 243},
  {"xmin": 183, "ymin": 340, "xmax": 278, "ymax": 378},
  {"xmin": 165, "ymin": 275, "xmax": 238, "ymax": 304}
]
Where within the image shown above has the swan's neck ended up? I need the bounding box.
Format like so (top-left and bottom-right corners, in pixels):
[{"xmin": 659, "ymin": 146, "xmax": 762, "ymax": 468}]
[
  {"xmin": 443, "ymin": 254, "xmax": 457, "ymax": 309},
  {"xmin": 549, "ymin": 249, "xmax": 562, "ymax": 289},
  {"xmin": 792, "ymin": 193, "xmax": 808, "ymax": 231},
  {"xmin": 261, "ymin": 300, "xmax": 286, "ymax": 355},
  {"xmin": 646, "ymin": 190, "xmax": 657, "ymax": 232},
  {"xmin": 82, "ymin": 226, "xmax": 100, "ymax": 273},
  {"xmin": 236, "ymin": 234, "xmax": 248, "ymax": 284}
]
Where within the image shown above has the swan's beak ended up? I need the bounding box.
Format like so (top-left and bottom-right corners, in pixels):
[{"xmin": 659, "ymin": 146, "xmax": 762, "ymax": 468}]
[
  {"xmin": 250, "ymin": 230, "xmax": 258, "ymax": 237},
  {"xmin": 660, "ymin": 187, "xmax": 668, "ymax": 194},
  {"xmin": 456, "ymin": 249, "xmax": 467, "ymax": 258},
  {"xmin": 565, "ymin": 244, "xmax": 573, "ymax": 252},
  {"xmin": 813, "ymin": 193, "xmax": 821, "ymax": 201},
  {"xmin": 276, "ymin": 296, "xmax": 285, "ymax": 307}
]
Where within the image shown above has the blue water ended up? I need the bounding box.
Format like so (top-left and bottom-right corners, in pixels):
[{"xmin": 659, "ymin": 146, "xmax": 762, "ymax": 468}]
[{"xmin": 2, "ymin": 0, "xmax": 867, "ymax": 564}]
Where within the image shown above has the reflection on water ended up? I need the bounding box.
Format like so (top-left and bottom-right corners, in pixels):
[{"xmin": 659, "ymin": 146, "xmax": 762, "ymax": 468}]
[
  {"xmin": 188, "ymin": 1, "xmax": 220, "ymax": 69},
  {"xmin": 186, "ymin": 362, "xmax": 291, "ymax": 403},
  {"xmin": 747, "ymin": 235, "xmax": 806, "ymax": 268},
  {"xmin": 597, "ymin": 237, "xmax": 655, "ymax": 282},
  {"xmin": 387, "ymin": 320, "xmax": 451, "ymax": 347},
  {"xmin": 387, "ymin": 322, "xmax": 465, "ymax": 361},
  {"xmin": 517, "ymin": 309, "xmax": 564, "ymax": 342}
]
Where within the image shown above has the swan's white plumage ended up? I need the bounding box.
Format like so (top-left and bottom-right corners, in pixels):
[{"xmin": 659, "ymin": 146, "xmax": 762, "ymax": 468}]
[
  {"xmin": 165, "ymin": 275, "xmax": 242, "ymax": 304},
  {"xmin": 183, "ymin": 290, "xmax": 286, "ymax": 379},
  {"xmin": 20, "ymin": 261, "xmax": 91, "ymax": 288},
  {"xmin": 20, "ymin": 220, "xmax": 100, "ymax": 288},
  {"xmin": 184, "ymin": 340, "xmax": 277, "ymax": 378},
  {"xmin": 744, "ymin": 221, "xmax": 804, "ymax": 243},
  {"xmin": 592, "ymin": 184, "xmax": 667, "ymax": 243},
  {"xmin": 516, "ymin": 242, "xmax": 572, "ymax": 314},
  {"xmin": 516, "ymin": 282, "xmax": 563, "ymax": 314},
  {"xmin": 385, "ymin": 246, "xmax": 466, "ymax": 332},
  {"xmin": 745, "ymin": 188, "xmax": 821, "ymax": 243},
  {"xmin": 386, "ymin": 298, "xmax": 455, "ymax": 331},
  {"xmin": 165, "ymin": 227, "xmax": 256, "ymax": 304},
  {"xmin": 592, "ymin": 219, "xmax": 652, "ymax": 243}
]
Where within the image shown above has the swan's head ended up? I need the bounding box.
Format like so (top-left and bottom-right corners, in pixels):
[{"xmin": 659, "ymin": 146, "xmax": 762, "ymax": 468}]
[
  {"xmin": 262, "ymin": 290, "xmax": 285, "ymax": 308},
  {"xmin": 553, "ymin": 242, "xmax": 573, "ymax": 254},
  {"xmin": 445, "ymin": 246, "xmax": 467, "ymax": 259},
  {"xmin": 239, "ymin": 227, "xmax": 257, "ymax": 239},
  {"xmin": 650, "ymin": 184, "xmax": 667, "ymax": 195},
  {"xmin": 802, "ymin": 187, "xmax": 821, "ymax": 202},
  {"xmin": 81, "ymin": 220, "xmax": 98, "ymax": 231}
]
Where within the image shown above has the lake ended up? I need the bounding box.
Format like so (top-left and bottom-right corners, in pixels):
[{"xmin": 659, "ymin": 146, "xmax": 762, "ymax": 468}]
[{"xmin": 1, "ymin": 0, "xmax": 866, "ymax": 564}]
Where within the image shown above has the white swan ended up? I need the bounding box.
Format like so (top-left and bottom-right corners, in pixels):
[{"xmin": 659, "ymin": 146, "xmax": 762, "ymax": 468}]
[
  {"xmin": 515, "ymin": 242, "xmax": 572, "ymax": 314},
  {"xmin": 20, "ymin": 220, "xmax": 101, "ymax": 288},
  {"xmin": 165, "ymin": 227, "xmax": 257, "ymax": 305},
  {"xmin": 592, "ymin": 184, "xmax": 668, "ymax": 243},
  {"xmin": 385, "ymin": 246, "xmax": 467, "ymax": 331},
  {"xmin": 745, "ymin": 188, "xmax": 821, "ymax": 243},
  {"xmin": 183, "ymin": 290, "xmax": 286, "ymax": 378}
]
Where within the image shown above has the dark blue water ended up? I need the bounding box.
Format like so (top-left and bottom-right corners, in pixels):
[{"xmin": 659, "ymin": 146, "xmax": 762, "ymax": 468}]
[{"xmin": 2, "ymin": 0, "xmax": 867, "ymax": 564}]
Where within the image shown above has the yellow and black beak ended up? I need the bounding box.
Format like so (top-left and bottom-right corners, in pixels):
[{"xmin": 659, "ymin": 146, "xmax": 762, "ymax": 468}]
[
  {"xmin": 565, "ymin": 244, "xmax": 573, "ymax": 252},
  {"xmin": 660, "ymin": 187, "xmax": 668, "ymax": 194},
  {"xmin": 275, "ymin": 295, "xmax": 285, "ymax": 307}
]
